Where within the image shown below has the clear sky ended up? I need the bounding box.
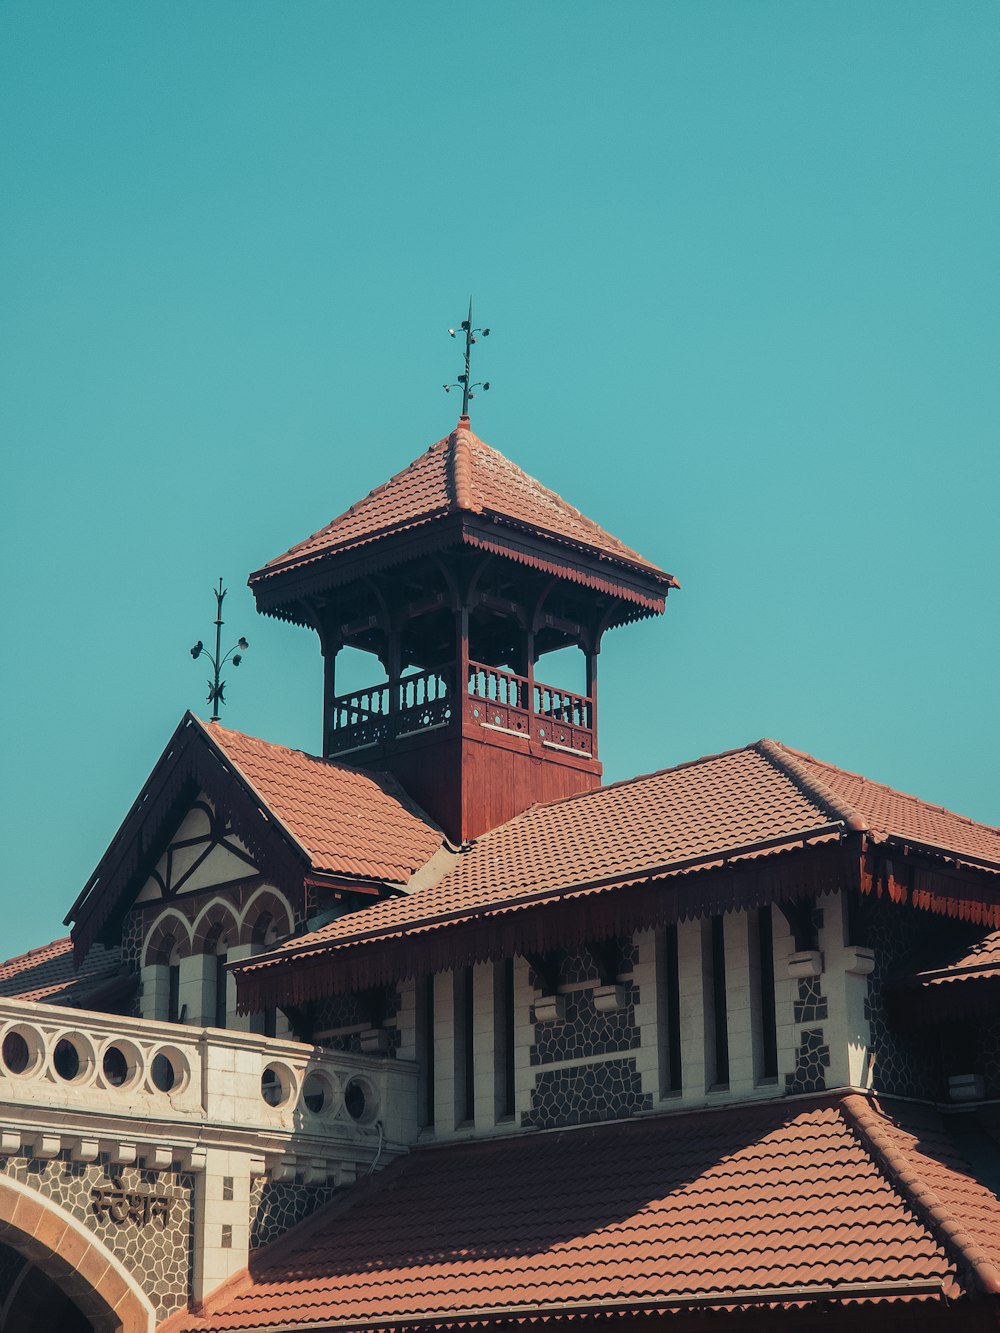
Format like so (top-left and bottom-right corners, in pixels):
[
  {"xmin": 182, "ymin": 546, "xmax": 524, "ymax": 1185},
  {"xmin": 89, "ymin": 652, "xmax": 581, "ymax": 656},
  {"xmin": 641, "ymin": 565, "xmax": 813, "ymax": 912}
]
[{"xmin": 1, "ymin": 2, "xmax": 997, "ymax": 958}]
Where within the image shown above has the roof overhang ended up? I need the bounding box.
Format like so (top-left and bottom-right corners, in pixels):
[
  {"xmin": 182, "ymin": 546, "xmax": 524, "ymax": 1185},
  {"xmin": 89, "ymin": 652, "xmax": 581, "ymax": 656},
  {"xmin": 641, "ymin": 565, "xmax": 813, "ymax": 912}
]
[
  {"xmin": 234, "ymin": 830, "xmax": 854, "ymax": 1013},
  {"xmin": 250, "ymin": 514, "xmax": 675, "ymax": 629}
]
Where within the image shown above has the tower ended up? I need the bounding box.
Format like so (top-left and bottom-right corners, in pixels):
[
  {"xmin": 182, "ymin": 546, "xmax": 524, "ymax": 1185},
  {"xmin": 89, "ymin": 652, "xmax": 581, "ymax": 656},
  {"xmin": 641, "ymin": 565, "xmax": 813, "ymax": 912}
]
[{"xmin": 249, "ymin": 417, "xmax": 677, "ymax": 843}]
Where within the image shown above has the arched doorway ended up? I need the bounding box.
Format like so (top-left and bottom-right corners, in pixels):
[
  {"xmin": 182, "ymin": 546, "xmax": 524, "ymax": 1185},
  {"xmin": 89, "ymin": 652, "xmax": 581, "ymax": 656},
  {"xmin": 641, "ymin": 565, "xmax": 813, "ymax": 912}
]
[
  {"xmin": 1, "ymin": 1240, "xmax": 93, "ymax": 1331},
  {"xmin": 0, "ymin": 1176, "xmax": 153, "ymax": 1333}
]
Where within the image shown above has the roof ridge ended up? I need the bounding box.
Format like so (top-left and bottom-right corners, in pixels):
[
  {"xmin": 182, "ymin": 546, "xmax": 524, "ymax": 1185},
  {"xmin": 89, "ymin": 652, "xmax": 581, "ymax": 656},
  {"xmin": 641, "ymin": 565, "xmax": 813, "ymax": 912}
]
[
  {"xmin": 840, "ymin": 1092, "xmax": 1000, "ymax": 1297},
  {"xmin": 464, "ymin": 427, "xmax": 655, "ymax": 565},
  {"xmin": 453, "ymin": 735, "xmax": 768, "ymax": 847},
  {"xmin": 258, "ymin": 434, "xmax": 455, "ymax": 575},
  {"xmin": 468, "ymin": 740, "xmax": 776, "ymax": 837},
  {"xmin": 776, "ymin": 742, "xmax": 1000, "ymax": 838},
  {"xmin": 755, "ymin": 739, "xmax": 868, "ymax": 833},
  {"xmin": 449, "ymin": 420, "xmax": 479, "ymax": 512},
  {"xmin": 0, "ymin": 936, "xmax": 72, "ymax": 969}
]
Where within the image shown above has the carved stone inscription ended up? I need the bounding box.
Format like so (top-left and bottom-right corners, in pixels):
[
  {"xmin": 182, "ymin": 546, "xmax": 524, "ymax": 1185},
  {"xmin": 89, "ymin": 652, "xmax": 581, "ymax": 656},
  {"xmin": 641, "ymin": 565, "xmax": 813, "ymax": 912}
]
[{"xmin": 90, "ymin": 1186, "xmax": 172, "ymax": 1228}]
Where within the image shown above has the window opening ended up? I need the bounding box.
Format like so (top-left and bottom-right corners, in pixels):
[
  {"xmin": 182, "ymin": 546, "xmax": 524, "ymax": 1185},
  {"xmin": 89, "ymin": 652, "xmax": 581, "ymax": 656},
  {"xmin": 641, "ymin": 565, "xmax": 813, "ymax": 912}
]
[
  {"xmin": 756, "ymin": 907, "xmax": 778, "ymax": 1080},
  {"xmin": 168, "ymin": 963, "xmax": 180, "ymax": 1024},
  {"xmin": 705, "ymin": 915, "xmax": 729, "ymax": 1088},
  {"xmin": 454, "ymin": 967, "xmax": 475, "ymax": 1125},
  {"xmin": 417, "ymin": 975, "xmax": 435, "ymax": 1128},
  {"xmin": 494, "ymin": 958, "xmax": 515, "ymax": 1119},
  {"xmin": 214, "ymin": 953, "xmax": 228, "ymax": 1029},
  {"xmin": 659, "ymin": 924, "xmax": 682, "ymax": 1094}
]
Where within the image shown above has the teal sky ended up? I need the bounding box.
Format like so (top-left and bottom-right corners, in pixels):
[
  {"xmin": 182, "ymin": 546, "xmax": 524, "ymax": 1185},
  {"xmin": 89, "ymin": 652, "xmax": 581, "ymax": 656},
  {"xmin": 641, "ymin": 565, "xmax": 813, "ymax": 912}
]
[{"xmin": 1, "ymin": 2, "xmax": 997, "ymax": 958}]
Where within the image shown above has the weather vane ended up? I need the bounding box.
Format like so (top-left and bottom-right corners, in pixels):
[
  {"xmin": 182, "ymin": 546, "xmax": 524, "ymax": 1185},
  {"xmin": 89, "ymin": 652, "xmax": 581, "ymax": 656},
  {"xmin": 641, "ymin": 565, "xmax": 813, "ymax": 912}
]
[
  {"xmin": 443, "ymin": 297, "xmax": 491, "ymax": 415},
  {"xmin": 189, "ymin": 579, "xmax": 249, "ymax": 722}
]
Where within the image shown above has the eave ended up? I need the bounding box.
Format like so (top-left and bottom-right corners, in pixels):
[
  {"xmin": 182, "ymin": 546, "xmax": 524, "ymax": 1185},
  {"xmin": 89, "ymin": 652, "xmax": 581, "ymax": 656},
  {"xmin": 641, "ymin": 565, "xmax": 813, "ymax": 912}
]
[
  {"xmin": 234, "ymin": 829, "xmax": 855, "ymax": 1013},
  {"xmin": 250, "ymin": 513, "xmax": 674, "ymax": 629}
]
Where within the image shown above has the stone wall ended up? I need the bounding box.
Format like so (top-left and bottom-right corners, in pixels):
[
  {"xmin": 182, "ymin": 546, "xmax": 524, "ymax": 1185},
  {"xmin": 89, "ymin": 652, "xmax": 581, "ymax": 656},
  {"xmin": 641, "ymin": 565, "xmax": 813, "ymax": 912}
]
[{"xmin": 0, "ymin": 1149, "xmax": 193, "ymax": 1319}]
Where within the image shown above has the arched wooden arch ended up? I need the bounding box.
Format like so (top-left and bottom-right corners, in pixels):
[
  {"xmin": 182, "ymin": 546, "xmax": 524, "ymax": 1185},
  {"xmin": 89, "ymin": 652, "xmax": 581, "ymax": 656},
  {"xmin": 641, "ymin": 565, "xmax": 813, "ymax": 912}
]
[
  {"xmin": 239, "ymin": 887, "xmax": 294, "ymax": 948},
  {"xmin": 191, "ymin": 899, "xmax": 239, "ymax": 955},
  {"xmin": 141, "ymin": 910, "xmax": 193, "ymax": 968},
  {"xmin": 0, "ymin": 1175, "xmax": 155, "ymax": 1333}
]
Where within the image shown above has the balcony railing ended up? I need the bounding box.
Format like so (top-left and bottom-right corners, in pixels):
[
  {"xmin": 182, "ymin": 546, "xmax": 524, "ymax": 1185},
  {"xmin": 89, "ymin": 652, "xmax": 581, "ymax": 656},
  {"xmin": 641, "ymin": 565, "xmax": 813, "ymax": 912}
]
[
  {"xmin": 328, "ymin": 660, "xmax": 594, "ymax": 757},
  {"xmin": 0, "ymin": 996, "xmax": 417, "ymax": 1171}
]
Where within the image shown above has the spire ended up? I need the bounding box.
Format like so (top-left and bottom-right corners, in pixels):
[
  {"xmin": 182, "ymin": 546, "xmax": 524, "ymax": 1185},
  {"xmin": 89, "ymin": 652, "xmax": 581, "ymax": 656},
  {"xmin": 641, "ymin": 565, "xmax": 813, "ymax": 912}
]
[{"xmin": 443, "ymin": 297, "xmax": 490, "ymax": 415}]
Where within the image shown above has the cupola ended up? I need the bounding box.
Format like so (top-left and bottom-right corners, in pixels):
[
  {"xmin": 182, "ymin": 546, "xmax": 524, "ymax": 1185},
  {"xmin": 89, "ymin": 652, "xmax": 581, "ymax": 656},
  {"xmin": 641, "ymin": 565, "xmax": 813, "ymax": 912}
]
[{"xmin": 249, "ymin": 418, "xmax": 677, "ymax": 843}]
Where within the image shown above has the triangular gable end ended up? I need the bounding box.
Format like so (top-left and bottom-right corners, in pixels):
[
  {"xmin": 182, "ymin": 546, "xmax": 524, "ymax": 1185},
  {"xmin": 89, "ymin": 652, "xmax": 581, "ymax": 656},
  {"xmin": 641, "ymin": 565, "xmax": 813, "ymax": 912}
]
[
  {"xmin": 66, "ymin": 713, "xmax": 309, "ymax": 963},
  {"xmin": 134, "ymin": 798, "xmax": 264, "ymax": 904}
]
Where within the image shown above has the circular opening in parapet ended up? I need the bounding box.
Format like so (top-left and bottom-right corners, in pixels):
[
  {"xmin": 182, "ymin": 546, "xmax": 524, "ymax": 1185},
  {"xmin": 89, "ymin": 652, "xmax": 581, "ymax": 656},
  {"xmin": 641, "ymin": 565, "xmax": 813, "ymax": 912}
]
[
  {"xmin": 149, "ymin": 1046, "xmax": 188, "ymax": 1095},
  {"xmin": 1, "ymin": 1026, "xmax": 42, "ymax": 1077},
  {"xmin": 301, "ymin": 1069, "xmax": 337, "ymax": 1116},
  {"xmin": 53, "ymin": 1036, "xmax": 85, "ymax": 1082},
  {"xmin": 260, "ymin": 1062, "xmax": 294, "ymax": 1109},
  {"xmin": 344, "ymin": 1076, "xmax": 377, "ymax": 1124},
  {"xmin": 101, "ymin": 1041, "xmax": 140, "ymax": 1089}
]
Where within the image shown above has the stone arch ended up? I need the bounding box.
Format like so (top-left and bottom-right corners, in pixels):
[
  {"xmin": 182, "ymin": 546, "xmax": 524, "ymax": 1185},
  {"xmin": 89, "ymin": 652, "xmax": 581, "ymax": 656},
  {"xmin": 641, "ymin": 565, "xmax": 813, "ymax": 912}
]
[
  {"xmin": 239, "ymin": 887, "xmax": 294, "ymax": 948},
  {"xmin": 0, "ymin": 1175, "xmax": 154, "ymax": 1333},
  {"xmin": 191, "ymin": 899, "xmax": 239, "ymax": 956},
  {"xmin": 141, "ymin": 911, "xmax": 192, "ymax": 968}
]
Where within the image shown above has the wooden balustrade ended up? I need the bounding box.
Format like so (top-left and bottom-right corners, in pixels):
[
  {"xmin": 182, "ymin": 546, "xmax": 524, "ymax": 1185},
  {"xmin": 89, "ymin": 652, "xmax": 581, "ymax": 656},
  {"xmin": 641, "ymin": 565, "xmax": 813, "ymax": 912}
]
[
  {"xmin": 466, "ymin": 662, "xmax": 526, "ymax": 709},
  {"xmin": 328, "ymin": 661, "xmax": 593, "ymax": 756},
  {"xmin": 533, "ymin": 681, "xmax": 592, "ymax": 730}
]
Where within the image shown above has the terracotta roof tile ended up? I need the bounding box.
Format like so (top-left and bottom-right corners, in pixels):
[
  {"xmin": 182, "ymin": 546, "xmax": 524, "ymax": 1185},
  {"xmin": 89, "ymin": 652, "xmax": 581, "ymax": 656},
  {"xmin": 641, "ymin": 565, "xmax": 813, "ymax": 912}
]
[
  {"xmin": 162, "ymin": 1094, "xmax": 999, "ymax": 1332},
  {"xmin": 768, "ymin": 741, "xmax": 1000, "ymax": 868},
  {"xmin": 252, "ymin": 420, "xmax": 674, "ymax": 587},
  {"xmin": 907, "ymin": 930, "xmax": 1000, "ymax": 988},
  {"xmin": 197, "ymin": 717, "xmax": 443, "ymax": 885},
  {"xmin": 0, "ymin": 937, "xmax": 121, "ymax": 1004},
  {"xmin": 237, "ymin": 738, "xmax": 1000, "ymax": 988},
  {"xmin": 240, "ymin": 742, "xmax": 844, "ymax": 968}
]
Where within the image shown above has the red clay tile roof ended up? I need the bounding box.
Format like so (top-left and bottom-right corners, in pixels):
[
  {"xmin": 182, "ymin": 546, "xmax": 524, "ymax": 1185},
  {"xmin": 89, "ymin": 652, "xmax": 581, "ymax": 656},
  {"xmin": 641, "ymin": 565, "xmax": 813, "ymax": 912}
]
[
  {"xmin": 251, "ymin": 419, "xmax": 675, "ymax": 588},
  {"xmin": 195, "ymin": 717, "xmax": 443, "ymax": 885},
  {"xmin": 906, "ymin": 930, "xmax": 1000, "ymax": 988},
  {"xmin": 771, "ymin": 741, "xmax": 1000, "ymax": 869},
  {"xmin": 235, "ymin": 741, "xmax": 859, "ymax": 974},
  {"xmin": 235, "ymin": 737, "xmax": 1000, "ymax": 999},
  {"xmin": 0, "ymin": 937, "xmax": 122, "ymax": 1004},
  {"xmin": 161, "ymin": 1093, "xmax": 1000, "ymax": 1331}
]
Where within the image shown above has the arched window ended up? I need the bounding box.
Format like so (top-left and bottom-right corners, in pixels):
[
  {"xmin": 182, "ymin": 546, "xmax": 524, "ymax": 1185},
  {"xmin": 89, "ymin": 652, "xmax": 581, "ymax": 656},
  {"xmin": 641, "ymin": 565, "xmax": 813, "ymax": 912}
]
[{"xmin": 141, "ymin": 914, "xmax": 192, "ymax": 1023}]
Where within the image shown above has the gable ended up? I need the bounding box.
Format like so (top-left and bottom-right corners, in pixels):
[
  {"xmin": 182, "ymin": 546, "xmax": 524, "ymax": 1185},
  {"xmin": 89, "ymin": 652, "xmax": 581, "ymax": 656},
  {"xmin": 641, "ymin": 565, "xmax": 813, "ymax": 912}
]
[
  {"xmin": 67, "ymin": 713, "xmax": 443, "ymax": 964},
  {"xmin": 135, "ymin": 797, "xmax": 261, "ymax": 904}
]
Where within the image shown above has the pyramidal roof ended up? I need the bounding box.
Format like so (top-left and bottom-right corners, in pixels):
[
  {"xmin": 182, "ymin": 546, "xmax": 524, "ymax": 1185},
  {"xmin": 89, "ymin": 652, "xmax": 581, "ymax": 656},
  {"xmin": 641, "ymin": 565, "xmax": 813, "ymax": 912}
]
[{"xmin": 251, "ymin": 417, "xmax": 677, "ymax": 589}]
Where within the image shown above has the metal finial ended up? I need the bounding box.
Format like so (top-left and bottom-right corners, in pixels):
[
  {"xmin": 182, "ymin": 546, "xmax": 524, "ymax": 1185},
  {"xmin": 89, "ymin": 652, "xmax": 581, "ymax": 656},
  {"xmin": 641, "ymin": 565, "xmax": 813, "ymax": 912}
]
[
  {"xmin": 443, "ymin": 297, "xmax": 491, "ymax": 415},
  {"xmin": 189, "ymin": 578, "xmax": 249, "ymax": 721}
]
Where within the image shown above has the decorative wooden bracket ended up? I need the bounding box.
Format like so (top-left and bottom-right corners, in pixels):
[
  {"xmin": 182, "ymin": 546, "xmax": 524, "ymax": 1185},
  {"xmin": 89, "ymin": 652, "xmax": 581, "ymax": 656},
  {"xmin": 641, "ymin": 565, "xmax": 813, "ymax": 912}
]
[
  {"xmin": 778, "ymin": 898, "xmax": 819, "ymax": 953},
  {"xmin": 587, "ymin": 937, "xmax": 626, "ymax": 986},
  {"xmin": 524, "ymin": 950, "xmax": 562, "ymax": 997},
  {"xmin": 281, "ymin": 1004, "xmax": 315, "ymax": 1044},
  {"xmin": 361, "ymin": 986, "xmax": 388, "ymax": 1029}
]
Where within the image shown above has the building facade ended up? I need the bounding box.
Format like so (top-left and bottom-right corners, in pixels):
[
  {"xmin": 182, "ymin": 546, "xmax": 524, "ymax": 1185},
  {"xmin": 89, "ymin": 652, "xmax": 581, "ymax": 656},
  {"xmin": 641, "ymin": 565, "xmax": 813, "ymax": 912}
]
[{"xmin": 2, "ymin": 417, "xmax": 1000, "ymax": 1332}]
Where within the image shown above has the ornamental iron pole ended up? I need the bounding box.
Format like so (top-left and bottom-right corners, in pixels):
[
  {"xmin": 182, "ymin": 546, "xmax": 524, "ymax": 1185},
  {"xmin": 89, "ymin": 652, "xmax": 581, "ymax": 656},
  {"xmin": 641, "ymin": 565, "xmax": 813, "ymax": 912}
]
[
  {"xmin": 443, "ymin": 297, "xmax": 491, "ymax": 413},
  {"xmin": 189, "ymin": 578, "xmax": 249, "ymax": 721}
]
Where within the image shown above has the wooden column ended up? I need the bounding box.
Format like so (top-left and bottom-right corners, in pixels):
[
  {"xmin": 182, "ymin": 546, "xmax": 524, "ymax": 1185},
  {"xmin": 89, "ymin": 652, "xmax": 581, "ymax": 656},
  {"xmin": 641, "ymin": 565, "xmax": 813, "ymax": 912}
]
[
  {"xmin": 386, "ymin": 627, "xmax": 401, "ymax": 737},
  {"xmin": 322, "ymin": 643, "xmax": 341, "ymax": 757},
  {"xmin": 456, "ymin": 603, "xmax": 470, "ymax": 701},
  {"xmin": 525, "ymin": 629, "xmax": 536, "ymax": 720},
  {"xmin": 586, "ymin": 648, "xmax": 599, "ymax": 759}
]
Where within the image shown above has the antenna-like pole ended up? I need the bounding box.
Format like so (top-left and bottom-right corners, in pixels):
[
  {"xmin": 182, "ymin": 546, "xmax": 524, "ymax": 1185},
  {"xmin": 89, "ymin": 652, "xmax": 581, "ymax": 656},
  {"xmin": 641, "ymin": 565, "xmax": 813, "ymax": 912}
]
[
  {"xmin": 189, "ymin": 579, "xmax": 249, "ymax": 721},
  {"xmin": 444, "ymin": 299, "xmax": 491, "ymax": 412}
]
